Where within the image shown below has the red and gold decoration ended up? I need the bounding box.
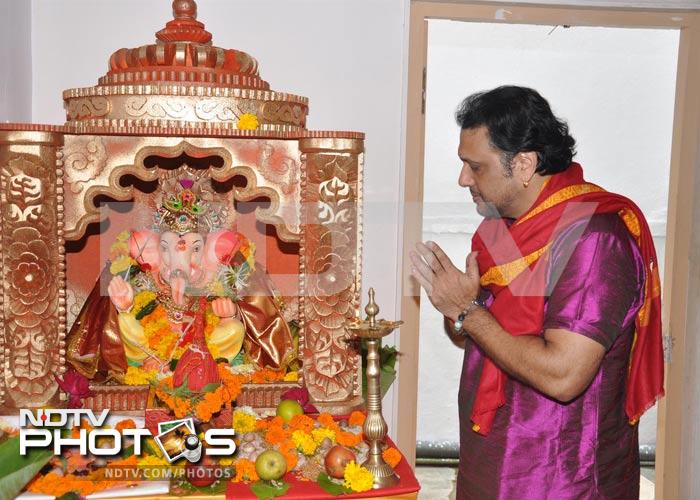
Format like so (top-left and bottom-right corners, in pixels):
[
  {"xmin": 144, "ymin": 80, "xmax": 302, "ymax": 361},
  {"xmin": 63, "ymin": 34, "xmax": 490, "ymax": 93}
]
[
  {"xmin": 0, "ymin": 0, "xmax": 365, "ymax": 414},
  {"xmin": 0, "ymin": 1, "xmax": 420, "ymax": 498}
]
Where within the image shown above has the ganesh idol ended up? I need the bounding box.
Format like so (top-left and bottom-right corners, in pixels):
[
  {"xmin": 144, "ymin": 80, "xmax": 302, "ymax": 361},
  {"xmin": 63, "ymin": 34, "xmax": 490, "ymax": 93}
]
[{"xmin": 66, "ymin": 168, "xmax": 296, "ymax": 383}]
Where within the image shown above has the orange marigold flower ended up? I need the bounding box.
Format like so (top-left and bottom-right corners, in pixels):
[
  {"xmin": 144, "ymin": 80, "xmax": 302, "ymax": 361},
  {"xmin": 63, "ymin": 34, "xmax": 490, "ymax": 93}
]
[
  {"xmin": 317, "ymin": 412, "xmax": 338, "ymax": 429},
  {"xmin": 115, "ymin": 419, "xmax": 136, "ymax": 432},
  {"xmin": 233, "ymin": 458, "xmax": 259, "ymax": 483},
  {"xmin": 265, "ymin": 425, "xmax": 290, "ymax": 445},
  {"xmin": 269, "ymin": 416, "xmax": 285, "ymax": 428},
  {"xmin": 348, "ymin": 411, "xmax": 366, "ymax": 427},
  {"xmin": 336, "ymin": 430, "xmax": 362, "ymax": 447},
  {"xmin": 278, "ymin": 445, "xmax": 298, "ymax": 471},
  {"xmin": 289, "ymin": 414, "xmax": 314, "ymax": 433},
  {"xmin": 250, "ymin": 368, "xmax": 285, "ymax": 384},
  {"xmin": 382, "ymin": 447, "xmax": 402, "ymax": 468},
  {"xmin": 278, "ymin": 439, "xmax": 296, "ymax": 452}
]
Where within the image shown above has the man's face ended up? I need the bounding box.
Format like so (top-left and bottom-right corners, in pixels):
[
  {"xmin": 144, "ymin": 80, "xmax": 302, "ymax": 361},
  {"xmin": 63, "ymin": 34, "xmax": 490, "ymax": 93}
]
[{"xmin": 457, "ymin": 126, "xmax": 520, "ymax": 218}]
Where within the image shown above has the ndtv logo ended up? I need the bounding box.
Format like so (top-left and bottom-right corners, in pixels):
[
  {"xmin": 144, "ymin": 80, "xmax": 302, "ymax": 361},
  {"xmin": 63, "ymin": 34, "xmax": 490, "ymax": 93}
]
[{"xmin": 19, "ymin": 409, "xmax": 235, "ymax": 462}]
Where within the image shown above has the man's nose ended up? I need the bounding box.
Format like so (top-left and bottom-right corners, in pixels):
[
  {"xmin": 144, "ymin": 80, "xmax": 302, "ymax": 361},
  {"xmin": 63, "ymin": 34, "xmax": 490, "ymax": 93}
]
[{"xmin": 458, "ymin": 166, "xmax": 475, "ymax": 188}]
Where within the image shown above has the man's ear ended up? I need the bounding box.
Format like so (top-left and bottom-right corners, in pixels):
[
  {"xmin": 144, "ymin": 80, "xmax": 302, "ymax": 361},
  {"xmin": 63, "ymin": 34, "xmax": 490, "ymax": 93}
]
[{"xmin": 512, "ymin": 151, "xmax": 538, "ymax": 183}]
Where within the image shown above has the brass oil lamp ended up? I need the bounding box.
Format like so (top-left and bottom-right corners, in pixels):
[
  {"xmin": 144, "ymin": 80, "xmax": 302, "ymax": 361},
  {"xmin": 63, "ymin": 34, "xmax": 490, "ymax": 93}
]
[{"xmin": 346, "ymin": 288, "xmax": 403, "ymax": 489}]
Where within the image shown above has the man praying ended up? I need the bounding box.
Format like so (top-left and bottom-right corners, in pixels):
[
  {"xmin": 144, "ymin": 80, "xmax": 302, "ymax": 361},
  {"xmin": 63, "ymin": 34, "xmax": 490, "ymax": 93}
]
[{"xmin": 411, "ymin": 86, "xmax": 664, "ymax": 499}]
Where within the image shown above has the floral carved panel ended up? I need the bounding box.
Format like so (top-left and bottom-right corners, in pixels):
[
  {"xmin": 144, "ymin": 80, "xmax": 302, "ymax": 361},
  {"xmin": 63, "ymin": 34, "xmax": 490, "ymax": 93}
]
[
  {"xmin": 298, "ymin": 138, "xmax": 364, "ymax": 406},
  {"xmin": 0, "ymin": 131, "xmax": 65, "ymax": 409}
]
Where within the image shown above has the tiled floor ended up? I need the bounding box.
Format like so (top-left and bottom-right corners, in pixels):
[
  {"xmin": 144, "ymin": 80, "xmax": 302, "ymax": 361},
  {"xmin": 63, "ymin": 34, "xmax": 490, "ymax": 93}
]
[{"xmin": 414, "ymin": 466, "xmax": 656, "ymax": 499}]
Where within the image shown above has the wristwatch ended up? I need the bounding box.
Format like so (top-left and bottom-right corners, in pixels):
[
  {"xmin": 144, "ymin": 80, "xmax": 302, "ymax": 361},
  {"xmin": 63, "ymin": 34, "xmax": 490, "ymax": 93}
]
[{"xmin": 453, "ymin": 298, "xmax": 484, "ymax": 334}]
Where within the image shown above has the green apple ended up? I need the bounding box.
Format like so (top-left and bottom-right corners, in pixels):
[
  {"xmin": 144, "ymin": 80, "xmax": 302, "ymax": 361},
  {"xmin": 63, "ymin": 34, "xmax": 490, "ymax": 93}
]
[
  {"xmin": 276, "ymin": 399, "xmax": 304, "ymax": 422},
  {"xmin": 255, "ymin": 449, "xmax": 287, "ymax": 481}
]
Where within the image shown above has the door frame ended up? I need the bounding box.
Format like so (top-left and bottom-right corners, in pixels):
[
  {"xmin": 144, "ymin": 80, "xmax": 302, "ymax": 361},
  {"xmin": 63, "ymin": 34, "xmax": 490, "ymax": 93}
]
[{"xmin": 398, "ymin": 3, "xmax": 700, "ymax": 498}]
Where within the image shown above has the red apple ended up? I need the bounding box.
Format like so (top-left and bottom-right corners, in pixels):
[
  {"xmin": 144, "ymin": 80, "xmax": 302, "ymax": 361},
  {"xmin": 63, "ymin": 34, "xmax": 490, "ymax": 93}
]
[
  {"xmin": 185, "ymin": 456, "xmax": 217, "ymax": 487},
  {"xmin": 324, "ymin": 445, "xmax": 356, "ymax": 479}
]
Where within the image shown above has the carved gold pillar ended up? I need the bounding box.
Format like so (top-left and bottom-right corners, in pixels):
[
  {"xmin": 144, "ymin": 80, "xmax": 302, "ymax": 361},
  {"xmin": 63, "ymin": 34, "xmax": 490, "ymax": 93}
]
[
  {"xmin": 299, "ymin": 137, "xmax": 364, "ymax": 409},
  {"xmin": 0, "ymin": 130, "xmax": 65, "ymax": 409}
]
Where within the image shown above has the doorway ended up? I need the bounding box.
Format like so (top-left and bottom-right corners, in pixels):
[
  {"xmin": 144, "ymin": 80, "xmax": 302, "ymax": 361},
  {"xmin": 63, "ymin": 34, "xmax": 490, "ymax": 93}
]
[{"xmin": 398, "ymin": 4, "xmax": 700, "ymax": 499}]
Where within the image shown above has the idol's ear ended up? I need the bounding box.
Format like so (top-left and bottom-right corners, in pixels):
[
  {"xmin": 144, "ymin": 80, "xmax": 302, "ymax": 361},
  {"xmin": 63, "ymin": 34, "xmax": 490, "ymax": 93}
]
[
  {"xmin": 204, "ymin": 230, "xmax": 242, "ymax": 267},
  {"xmin": 129, "ymin": 230, "xmax": 161, "ymax": 269}
]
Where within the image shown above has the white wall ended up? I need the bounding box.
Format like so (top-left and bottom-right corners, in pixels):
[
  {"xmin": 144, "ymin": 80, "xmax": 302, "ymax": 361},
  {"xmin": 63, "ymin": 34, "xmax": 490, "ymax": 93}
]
[
  {"xmin": 0, "ymin": 0, "xmax": 32, "ymax": 122},
  {"xmin": 29, "ymin": 0, "xmax": 409, "ymax": 436},
  {"xmin": 418, "ymin": 21, "xmax": 679, "ymax": 447}
]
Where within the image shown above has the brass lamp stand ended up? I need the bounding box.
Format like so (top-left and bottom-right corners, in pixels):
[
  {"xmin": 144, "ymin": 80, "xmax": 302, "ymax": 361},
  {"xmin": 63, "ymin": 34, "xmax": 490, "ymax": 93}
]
[{"xmin": 346, "ymin": 288, "xmax": 403, "ymax": 489}]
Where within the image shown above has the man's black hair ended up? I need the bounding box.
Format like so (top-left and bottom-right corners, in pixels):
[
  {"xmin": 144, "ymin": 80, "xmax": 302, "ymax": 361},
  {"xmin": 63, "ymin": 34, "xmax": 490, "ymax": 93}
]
[{"xmin": 455, "ymin": 86, "xmax": 577, "ymax": 175}]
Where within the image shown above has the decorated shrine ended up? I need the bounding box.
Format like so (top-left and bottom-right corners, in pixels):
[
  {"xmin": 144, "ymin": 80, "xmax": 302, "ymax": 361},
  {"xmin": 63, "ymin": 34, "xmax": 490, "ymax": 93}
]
[{"xmin": 0, "ymin": 1, "xmax": 419, "ymax": 498}]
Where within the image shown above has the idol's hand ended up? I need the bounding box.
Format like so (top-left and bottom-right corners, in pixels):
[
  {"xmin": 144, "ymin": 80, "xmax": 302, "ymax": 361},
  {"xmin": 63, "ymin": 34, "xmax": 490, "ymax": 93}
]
[
  {"xmin": 410, "ymin": 241, "xmax": 480, "ymax": 321},
  {"xmin": 211, "ymin": 297, "xmax": 237, "ymax": 318},
  {"xmin": 108, "ymin": 275, "xmax": 134, "ymax": 312}
]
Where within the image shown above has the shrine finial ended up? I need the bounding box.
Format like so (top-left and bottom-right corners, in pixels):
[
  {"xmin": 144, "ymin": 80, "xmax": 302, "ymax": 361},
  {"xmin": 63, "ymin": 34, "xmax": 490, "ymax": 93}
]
[
  {"xmin": 156, "ymin": 0, "xmax": 211, "ymax": 44},
  {"xmin": 173, "ymin": 0, "xmax": 197, "ymax": 20}
]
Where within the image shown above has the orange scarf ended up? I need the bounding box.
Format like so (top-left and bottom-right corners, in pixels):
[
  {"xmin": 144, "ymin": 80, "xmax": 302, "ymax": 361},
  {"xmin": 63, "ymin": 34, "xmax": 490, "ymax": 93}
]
[{"xmin": 470, "ymin": 163, "xmax": 664, "ymax": 435}]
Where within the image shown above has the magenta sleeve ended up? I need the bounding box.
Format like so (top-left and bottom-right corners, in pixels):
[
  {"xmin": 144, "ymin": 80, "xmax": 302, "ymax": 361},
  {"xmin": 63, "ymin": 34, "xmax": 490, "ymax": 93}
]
[{"xmin": 543, "ymin": 213, "xmax": 645, "ymax": 350}]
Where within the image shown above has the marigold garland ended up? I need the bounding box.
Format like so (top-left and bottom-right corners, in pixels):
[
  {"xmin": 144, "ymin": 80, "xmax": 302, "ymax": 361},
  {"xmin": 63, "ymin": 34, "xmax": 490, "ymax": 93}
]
[
  {"xmin": 250, "ymin": 368, "xmax": 285, "ymax": 384},
  {"xmin": 152, "ymin": 363, "xmax": 247, "ymax": 421},
  {"xmin": 110, "ymin": 255, "xmax": 136, "ymax": 275},
  {"xmin": 27, "ymin": 455, "xmax": 139, "ymax": 497},
  {"xmin": 132, "ymin": 290, "xmax": 157, "ymax": 316},
  {"xmin": 124, "ymin": 366, "xmax": 158, "ymax": 385},
  {"xmin": 25, "ymin": 410, "xmax": 373, "ymax": 494}
]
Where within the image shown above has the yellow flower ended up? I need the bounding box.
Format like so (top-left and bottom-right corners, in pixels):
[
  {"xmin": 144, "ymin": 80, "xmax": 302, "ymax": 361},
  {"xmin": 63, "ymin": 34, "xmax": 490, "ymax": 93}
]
[
  {"xmin": 232, "ymin": 410, "xmax": 257, "ymax": 434},
  {"xmin": 133, "ymin": 290, "xmax": 157, "ymax": 315},
  {"xmin": 116, "ymin": 230, "xmax": 131, "ymax": 243},
  {"xmin": 237, "ymin": 113, "xmax": 259, "ymax": 130},
  {"xmin": 291, "ymin": 430, "xmax": 318, "ymax": 455},
  {"xmin": 124, "ymin": 366, "xmax": 157, "ymax": 386},
  {"xmin": 283, "ymin": 371, "xmax": 299, "ymax": 382},
  {"xmin": 138, "ymin": 454, "xmax": 168, "ymax": 466},
  {"xmin": 343, "ymin": 461, "xmax": 374, "ymax": 492},
  {"xmin": 109, "ymin": 241, "xmax": 129, "ymax": 261},
  {"xmin": 208, "ymin": 280, "xmax": 226, "ymax": 297},
  {"xmin": 110, "ymin": 255, "xmax": 135, "ymax": 275},
  {"xmin": 246, "ymin": 241, "xmax": 256, "ymax": 271},
  {"xmin": 172, "ymin": 346, "xmax": 186, "ymax": 360},
  {"xmin": 311, "ymin": 427, "xmax": 336, "ymax": 445},
  {"xmin": 153, "ymin": 331, "xmax": 178, "ymax": 359}
]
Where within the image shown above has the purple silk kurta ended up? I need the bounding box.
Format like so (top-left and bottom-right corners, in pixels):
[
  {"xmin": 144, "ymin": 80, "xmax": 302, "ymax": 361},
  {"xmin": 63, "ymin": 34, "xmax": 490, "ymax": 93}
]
[{"xmin": 457, "ymin": 213, "xmax": 646, "ymax": 499}]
